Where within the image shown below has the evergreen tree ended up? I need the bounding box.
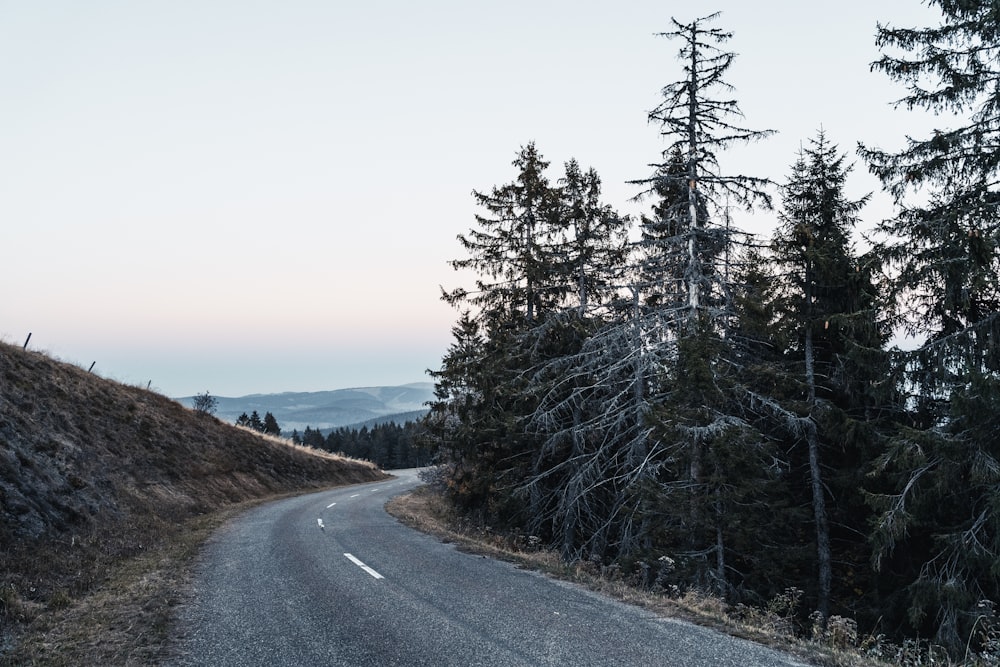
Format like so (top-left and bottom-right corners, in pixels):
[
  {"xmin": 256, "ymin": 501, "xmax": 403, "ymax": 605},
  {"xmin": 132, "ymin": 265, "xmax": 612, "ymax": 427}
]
[
  {"xmin": 633, "ymin": 12, "xmax": 774, "ymax": 329},
  {"xmin": 262, "ymin": 412, "xmax": 281, "ymax": 437},
  {"xmin": 431, "ymin": 145, "xmax": 575, "ymax": 519},
  {"xmin": 636, "ymin": 146, "xmax": 695, "ymax": 311},
  {"xmin": 248, "ymin": 410, "xmax": 264, "ymax": 432},
  {"xmin": 520, "ymin": 14, "xmax": 777, "ymax": 581},
  {"xmin": 859, "ymin": 2, "xmax": 1000, "ymax": 652},
  {"xmin": 301, "ymin": 426, "xmax": 324, "ymax": 448},
  {"xmin": 514, "ymin": 161, "xmax": 635, "ymax": 560},
  {"xmin": 556, "ymin": 159, "xmax": 630, "ymax": 313},
  {"xmin": 235, "ymin": 412, "xmax": 251, "ymax": 428},
  {"xmin": 860, "ymin": 1, "xmax": 1000, "ymax": 386},
  {"xmin": 446, "ymin": 142, "xmax": 562, "ymax": 324},
  {"xmin": 635, "ymin": 12, "xmax": 774, "ymax": 594},
  {"xmin": 767, "ymin": 130, "xmax": 881, "ymax": 625},
  {"xmin": 424, "ymin": 313, "xmax": 497, "ymax": 505}
]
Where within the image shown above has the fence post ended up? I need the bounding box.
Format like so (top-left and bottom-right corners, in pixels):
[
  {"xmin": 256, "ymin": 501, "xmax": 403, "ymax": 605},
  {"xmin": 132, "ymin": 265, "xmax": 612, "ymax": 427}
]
[{"xmin": 23, "ymin": 333, "xmax": 32, "ymax": 350}]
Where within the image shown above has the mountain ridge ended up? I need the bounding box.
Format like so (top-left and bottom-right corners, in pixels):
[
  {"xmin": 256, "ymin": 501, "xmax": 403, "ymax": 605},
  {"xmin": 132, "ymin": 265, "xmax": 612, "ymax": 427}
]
[{"xmin": 178, "ymin": 382, "xmax": 434, "ymax": 432}]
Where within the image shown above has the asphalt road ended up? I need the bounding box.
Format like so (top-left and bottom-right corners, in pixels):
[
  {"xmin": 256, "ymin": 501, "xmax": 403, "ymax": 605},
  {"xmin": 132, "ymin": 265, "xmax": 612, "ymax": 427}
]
[{"xmin": 168, "ymin": 469, "xmax": 808, "ymax": 666}]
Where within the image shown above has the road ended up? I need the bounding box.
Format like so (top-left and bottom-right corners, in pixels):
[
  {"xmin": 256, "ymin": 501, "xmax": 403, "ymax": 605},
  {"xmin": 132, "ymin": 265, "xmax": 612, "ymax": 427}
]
[{"xmin": 168, "ymin": 469, "xmax": 807, "ymax": 666}]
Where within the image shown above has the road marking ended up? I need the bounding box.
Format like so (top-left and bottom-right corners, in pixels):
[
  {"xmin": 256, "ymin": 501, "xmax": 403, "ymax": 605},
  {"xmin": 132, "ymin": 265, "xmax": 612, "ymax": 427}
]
[
  {"xmin": 349, "ymin": 494, "xmax": 360, "ymax": 498},
  {"xmin": 317, "ymin": 518, "xmax": 325, "ymax": 530},
  {"xmin": 344, "ymin": 553, "xmax": 384, "ymax": 580},
  {"xmin": 326, "ymin": 502, "xmax": 337, "ymax": 508},
  {"xmin": 372, "ymin": 488, "xmax": 380, "ymax": 492}
]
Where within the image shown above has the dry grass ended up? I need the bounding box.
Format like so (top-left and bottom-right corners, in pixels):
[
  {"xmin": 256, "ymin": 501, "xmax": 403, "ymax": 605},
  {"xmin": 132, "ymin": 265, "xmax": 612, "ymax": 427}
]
[
  {"xmin": 0, "ymin": 341, "xmax": 387, "ymax": 664},
  {"xmin": 387, "ymin": 486, "xmax": 908, "ymax": 667}
]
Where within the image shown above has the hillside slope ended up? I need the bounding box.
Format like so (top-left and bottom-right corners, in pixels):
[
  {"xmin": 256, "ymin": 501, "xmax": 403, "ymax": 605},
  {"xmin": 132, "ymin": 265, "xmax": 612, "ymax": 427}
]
[{"xmin": 0, "ymin": 341, "xmax": 386, "ymax": 662}]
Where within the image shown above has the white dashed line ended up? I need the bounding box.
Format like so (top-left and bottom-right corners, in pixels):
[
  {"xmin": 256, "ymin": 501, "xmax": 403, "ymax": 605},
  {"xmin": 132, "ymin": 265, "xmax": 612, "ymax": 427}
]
[
  {"xmin": 326, "ymin": 502, "xmax": 337, "ymax": 508},
  {"xmin": 344, "ymin": 553, "xmax": 384, "ymax": 579},
  {"xmin": 349, "ymin": 494, "xmax": 360, "ymax": 498}
]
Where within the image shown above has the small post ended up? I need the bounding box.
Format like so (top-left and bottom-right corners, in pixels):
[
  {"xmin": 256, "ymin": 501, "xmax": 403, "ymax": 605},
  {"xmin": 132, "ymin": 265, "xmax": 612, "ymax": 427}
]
[
  {"xmin": 88, "ymin": 362, "xmax": 96, "ymax": 373},
  {"xmin": 146, "ymin": 380, "xmax": 152, "ymax": 391},
  {"xmin": 23, "ymin": 332, "xmax": 32, "ymax": 350}
]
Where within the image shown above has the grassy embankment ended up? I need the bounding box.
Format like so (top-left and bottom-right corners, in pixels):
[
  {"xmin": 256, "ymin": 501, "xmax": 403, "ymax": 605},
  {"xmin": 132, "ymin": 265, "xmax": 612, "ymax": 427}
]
[{"xmin": 0, "ymin": 340, "xmax": 386, "ymax": 665}]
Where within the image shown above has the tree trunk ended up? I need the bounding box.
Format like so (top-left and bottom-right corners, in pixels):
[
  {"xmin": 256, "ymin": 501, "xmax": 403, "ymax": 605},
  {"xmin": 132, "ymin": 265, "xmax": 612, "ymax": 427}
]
[
  {"xmin": 715, "ymin": 488, "xmax": 726, "ymax": 595},
  {"xmin": 804, "ymin": 296, "xmax": 832, "ymax": 625},
  {"xmin": 562, "ymin": 405, "xmax": 583, "ymax": 560},
  {"xmin": 686, "ymin": 22, "xmax": 700, "ymax": 322}
]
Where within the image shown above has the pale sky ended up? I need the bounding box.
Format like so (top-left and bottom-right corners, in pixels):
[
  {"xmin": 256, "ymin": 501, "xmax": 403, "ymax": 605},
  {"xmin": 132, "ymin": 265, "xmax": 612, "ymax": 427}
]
[{"xmin": 0, "ymin": 1, "xmax": 942, "ymax": 397}]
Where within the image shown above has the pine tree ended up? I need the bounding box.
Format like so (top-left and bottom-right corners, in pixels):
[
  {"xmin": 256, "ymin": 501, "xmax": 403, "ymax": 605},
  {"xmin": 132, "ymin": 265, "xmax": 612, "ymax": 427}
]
[
  {"xmin": 431, "ymin": 146, "xmax": 619, "ymax": 521},
  {"xmin": 262, "ymin": 412, "xmax": 281, "ymax": 436},
  {"xmin": 446, "ymin": 142, "xmax": 562, "ymax": 324},
  {"xmin": 635, "ymin": 12, "xmax": 774, "ymax": 593},
  {"xmin": 859, "ymin": 2, "xmax": 1000, "ymax": 652},
  {"xmin": 636, "ymin": 146, "xmax": 694, "ymax": 311},
  {"xmin": 768, "ymin": 130, "xmax": 878, "ymax": 625},
  {"xmin": 248, "ymin": 411, "xmax": 264, "ymax": 432},
  {"xmin": 633, "ymin": 12, "xmax": 774, "ymax": 329},
  {"xmin": 556, "ymin": 159, "xmax": 630, "ymax": 313}
]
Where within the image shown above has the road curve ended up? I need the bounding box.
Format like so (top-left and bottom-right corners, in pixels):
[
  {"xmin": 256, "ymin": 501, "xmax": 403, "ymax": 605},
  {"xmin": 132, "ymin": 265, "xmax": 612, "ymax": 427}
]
[{"xmin": 167, "ymin": 469, "xmax": 807, "ymax": 667}]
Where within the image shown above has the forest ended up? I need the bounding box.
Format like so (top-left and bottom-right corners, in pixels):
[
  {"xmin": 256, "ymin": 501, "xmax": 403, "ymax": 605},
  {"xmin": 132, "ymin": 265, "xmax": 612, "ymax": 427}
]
[
  {"xmin": 292, "ymin": 421, "xmax": 432, "ymax": 470},
  {"xmin": 422, "ymin": 4, "xmax": 1000, "ymax": 659}
]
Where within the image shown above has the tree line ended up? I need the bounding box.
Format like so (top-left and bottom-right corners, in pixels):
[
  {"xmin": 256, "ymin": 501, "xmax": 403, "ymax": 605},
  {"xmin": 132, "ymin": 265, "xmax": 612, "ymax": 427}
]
[
  {"xmin": 292, "ymin": 421, "xmax": 432, "ymax": 470},
  {"xmin": 422, "ymin": 6, "xmax": 1000, "ymax": 658},
  {"xmin": 235, "ymin": 410, "xmax": 281, "ymax": 436}
]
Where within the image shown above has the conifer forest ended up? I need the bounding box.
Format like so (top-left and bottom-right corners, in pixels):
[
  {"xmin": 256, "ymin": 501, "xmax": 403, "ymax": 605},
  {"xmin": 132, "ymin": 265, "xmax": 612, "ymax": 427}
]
[{"xmin": 423, "ymin": 5, "xmax": 1000, "ymax": 658}]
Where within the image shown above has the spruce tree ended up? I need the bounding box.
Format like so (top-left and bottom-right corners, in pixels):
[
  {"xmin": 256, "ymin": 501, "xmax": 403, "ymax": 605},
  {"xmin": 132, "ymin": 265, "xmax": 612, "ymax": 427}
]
[
  {"xmin": 635, "ymin": 13, "xmax": 774, "ymax": 593},
  {"xmin": 556, "ymin": 159, "xmax": 630, "ymax": 313},
  {"xmin": 860, "ymin": 2, "xmax": 1000, "ymax": 652},
  {"xmin": 636, "ymin": 146, "xmax": 693, "ymax": 311},
  {"xmin": 768, "ymin": 130, "xmax": 879, "ymax": 625},
  {"xmin": 262, "ymin": 412, "xmax": 281, "ymax": 437},
  {"xmin": 860, "ymin": 1, "xmax": 1000, "ymax": 393},
  {"xmin": 633, "ymin": 12, "xmax": 774, "ymax": 329},
  {"xmin": 248, "ymin": 411, "xmax": 264, "ymax": 432},
  {"xmin": 514, "ymin": 160, "xmax": 635, "ymax": 559},
  {"xmin": 446, "ymin": 142, "xmax": 562, "ymax": 324}
]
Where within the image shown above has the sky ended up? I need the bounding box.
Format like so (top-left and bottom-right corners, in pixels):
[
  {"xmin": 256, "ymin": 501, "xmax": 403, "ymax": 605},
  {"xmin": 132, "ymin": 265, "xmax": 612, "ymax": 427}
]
[{"xmin": 0, "ymin": 1, "xmax": 944, "ymax": 398}]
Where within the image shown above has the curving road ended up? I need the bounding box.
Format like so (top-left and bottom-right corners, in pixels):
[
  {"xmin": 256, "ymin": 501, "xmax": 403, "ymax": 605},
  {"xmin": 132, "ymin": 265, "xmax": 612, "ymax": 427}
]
[{"xmin": 168, "ymin": 470, "xmax": 807, "ymax": 666}]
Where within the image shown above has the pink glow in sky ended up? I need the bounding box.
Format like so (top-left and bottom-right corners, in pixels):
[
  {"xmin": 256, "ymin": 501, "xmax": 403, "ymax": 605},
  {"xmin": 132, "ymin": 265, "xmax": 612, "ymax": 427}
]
[{"xmin": 1, "ymin": 1, "xmax": 941, "ymax": 396}]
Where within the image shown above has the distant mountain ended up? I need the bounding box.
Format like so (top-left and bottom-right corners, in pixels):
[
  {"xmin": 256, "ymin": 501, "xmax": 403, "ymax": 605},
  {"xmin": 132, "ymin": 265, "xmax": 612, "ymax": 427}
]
[{"xmin": 177, "ymin": 383, "xmax": 434, "ymax": 432}]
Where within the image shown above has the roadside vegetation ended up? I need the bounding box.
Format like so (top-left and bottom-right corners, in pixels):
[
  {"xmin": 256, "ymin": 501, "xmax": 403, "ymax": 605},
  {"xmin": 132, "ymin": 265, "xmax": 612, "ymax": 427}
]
[
  {"xmin": 422, "ymin": 6, "xmax": 1000, "ymax": 664},
  {"xmin": 0, "ymin": 340, "xmax": 385, "ymax": 665},
  {"xmin": 387, "ymin": 478, "xmax": 971, "ymax": 667}
]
